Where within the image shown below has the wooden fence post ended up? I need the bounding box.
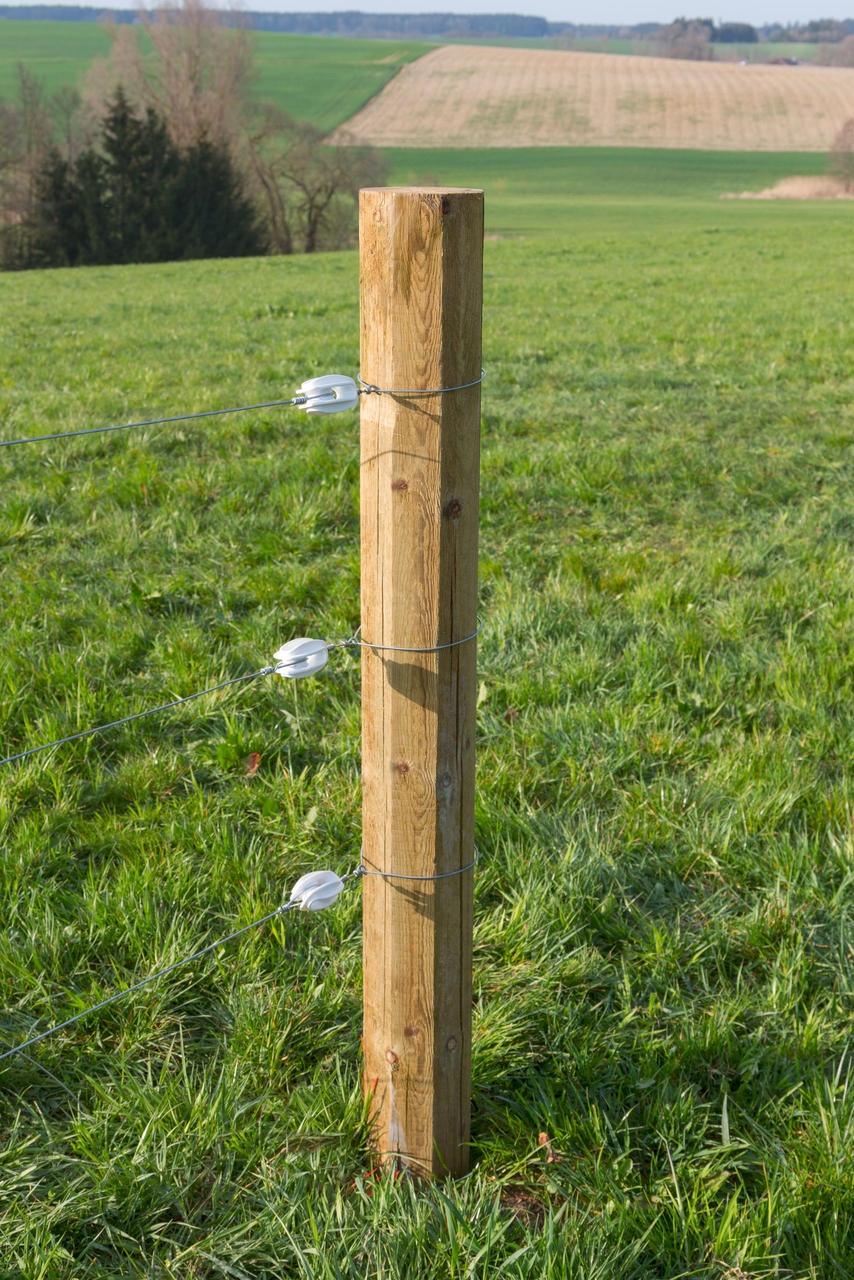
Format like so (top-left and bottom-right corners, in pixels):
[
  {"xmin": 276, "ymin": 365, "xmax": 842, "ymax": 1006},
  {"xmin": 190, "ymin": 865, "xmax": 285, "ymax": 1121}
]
[{"xmin": 359, "ymin": 187, "xmax": 483, "ymax": 1179}]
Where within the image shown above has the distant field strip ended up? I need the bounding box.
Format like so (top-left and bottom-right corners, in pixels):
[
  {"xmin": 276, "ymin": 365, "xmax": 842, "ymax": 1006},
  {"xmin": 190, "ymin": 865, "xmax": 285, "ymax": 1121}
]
[
  {"xmin": 331, "ymin": 45, "xmax": 854, "ymax": 150},
  {"xmin": 0, "ymin": 21, "xmax": 428, "ymax": 131}
]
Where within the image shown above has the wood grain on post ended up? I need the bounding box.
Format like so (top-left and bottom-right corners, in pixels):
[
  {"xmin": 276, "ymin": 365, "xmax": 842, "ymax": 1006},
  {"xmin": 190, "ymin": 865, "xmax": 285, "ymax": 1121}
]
[{"xmin": 359, "ymin": 187, "xmax": 483, "ymax": 1179}]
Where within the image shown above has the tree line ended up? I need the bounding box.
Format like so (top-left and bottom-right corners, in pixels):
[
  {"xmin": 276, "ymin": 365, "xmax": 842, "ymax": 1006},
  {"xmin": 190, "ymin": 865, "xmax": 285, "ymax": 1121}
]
[
  {"xmin": 0, "ymin": 0, "xmax": 386, "ymax": 270},
  {"xmin": 3, "ymin": 8, "xmax": 854, "ymax": 42}
]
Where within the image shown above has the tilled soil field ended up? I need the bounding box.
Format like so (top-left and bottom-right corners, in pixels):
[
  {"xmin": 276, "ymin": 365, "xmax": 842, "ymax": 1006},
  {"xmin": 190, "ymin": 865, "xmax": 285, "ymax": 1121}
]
[{"xmin": 330, "ymin": 45, "xmax": 854, "ymax": 150}]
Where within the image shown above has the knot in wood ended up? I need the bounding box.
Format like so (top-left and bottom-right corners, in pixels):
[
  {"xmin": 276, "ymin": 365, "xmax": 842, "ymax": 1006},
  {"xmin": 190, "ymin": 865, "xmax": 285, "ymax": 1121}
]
[{"xmin": 443, "ymin": 498, "xmax": 463, "ymax": 520}]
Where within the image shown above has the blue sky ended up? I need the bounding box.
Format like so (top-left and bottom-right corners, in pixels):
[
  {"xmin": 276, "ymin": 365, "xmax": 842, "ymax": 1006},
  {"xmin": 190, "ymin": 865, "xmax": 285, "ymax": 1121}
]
[{"xmin": 42, "ymin": 0, "xmax": 853, "ymax": 29}]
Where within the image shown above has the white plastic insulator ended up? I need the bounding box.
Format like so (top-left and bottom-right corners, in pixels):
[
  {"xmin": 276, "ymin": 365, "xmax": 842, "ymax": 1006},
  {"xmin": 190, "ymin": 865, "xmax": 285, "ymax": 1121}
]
[
  {"xmin": 289, "ymin": 869, "xmax": 345, "ymax": 912},
  {"xmin": 298, "ymin": 374, "xmax": 359, "ymax": 416},
  {"xmin": 273, "ymin": 637, "xmax": 329, "ymax": 679}
]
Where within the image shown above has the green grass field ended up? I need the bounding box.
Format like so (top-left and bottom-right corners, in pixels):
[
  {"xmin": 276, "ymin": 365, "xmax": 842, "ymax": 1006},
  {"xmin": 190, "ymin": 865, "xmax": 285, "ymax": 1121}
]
[
  {"xmin": 251, "ymin": 33, "xmax": 427, "ymax": 133},
  {"xmin": 553, "ymin": 38, "xmax": 820, "ymax": 61},
  {"xmin": 1, "ymin": 150, "xmax": 854, "ymax": 1276},
  {"xmin": 0, "ymin": 20, "xmax": 427, "ymax": 128},
  {"xmin": 709, "ymin": 41, "xmax": 819, "ymax": 61},
  {"xmin": 0, "ymin": 16, "xmax": 112, "ymax": 98},
  {"xmin": 387, "ymin": 146, "xmax": 832, "ymax": 237},
  {"xmin": 0, "ymin": 17, "xmax": 826, "ymax": 119}
]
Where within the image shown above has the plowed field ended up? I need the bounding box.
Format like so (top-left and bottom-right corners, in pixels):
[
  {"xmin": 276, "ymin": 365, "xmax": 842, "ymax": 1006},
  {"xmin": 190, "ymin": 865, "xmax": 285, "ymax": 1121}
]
[{"xmin": 330, "ymin": 45, "xmax": 854, "ymax": 150}]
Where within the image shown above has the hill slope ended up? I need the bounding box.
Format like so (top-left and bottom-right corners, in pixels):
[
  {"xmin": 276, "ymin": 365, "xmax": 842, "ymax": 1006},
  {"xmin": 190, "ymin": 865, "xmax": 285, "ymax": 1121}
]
[
  {"xmin": 331, "ymin": 44, "xmax": 854, "ymax": 150},
  {"xmin": 0, "ymin": 21, "xmax": 427, "ymax": 130}
]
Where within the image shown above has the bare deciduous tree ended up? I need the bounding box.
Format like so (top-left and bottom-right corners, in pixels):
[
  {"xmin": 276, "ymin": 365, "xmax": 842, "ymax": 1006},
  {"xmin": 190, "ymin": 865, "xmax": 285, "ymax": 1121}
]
[
  {"xmin": 246, "ymin": 114, "xmax": 386, "ymax": 254},
  {"xmin": 244, "ymin": 103, "xmax": 294, "ymax": 254},
  {"xmin": 84, "ymin": 0, "xmax": 253, "ymax": 155},
  {"xmin": 283, "ymin": 124, "xmax": 386, "ymax": 254},
  {"xmin": 50, "ymin": 86, "xmax": 86, "ymax": 164},
  {"xmin": 81, "ymin": 24, "xmax": 151, "ymax": 131},
  {"xmin": 656, "ymin": 18, "xmax": 715, "ymax": 60},
  {"xmin": 142, "ymin": 0, "xmax": 254, "ymax": 152},
  {"xmin": 0, "ymin": 65, "xmax": 54, "ymax": 263},
  {"xmin": 829, "ymin": 117, "xmax": 854, "ymax": 192},
  {"xmin": 815, "ymin": 36, "xmax": 854, "ymax": 67}
]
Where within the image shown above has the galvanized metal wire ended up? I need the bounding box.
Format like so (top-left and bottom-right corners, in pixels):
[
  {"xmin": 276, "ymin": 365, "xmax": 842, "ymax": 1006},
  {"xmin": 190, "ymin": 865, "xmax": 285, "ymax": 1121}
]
[
  {"xmin": 0, "ymin": 667, "xmax": 277, "ymax": 768},
  {"xmin": 1, "ymin": 364, "xmax": 488, "ymax": 450},
  {"xmin": 355, "ymin": 846, "xmax": 480, "ymax": 883},
  {"xmin": 0, "ymin": 900, "xmax": 303, "ymax": 1065},
  {"xmin": 0, "ymin": 398, "xmax": 308, "ymax": 451},
  {"xmin": 358, "ymin": 369, "xmax": 486, "ymax": 398},
  {"xmin": 0, "ymin": 844, "xmax": 466, "ymax": 1068},
  {"xmin": 337, "ymin": 617, "xmax": 483, "ymax": 655}
]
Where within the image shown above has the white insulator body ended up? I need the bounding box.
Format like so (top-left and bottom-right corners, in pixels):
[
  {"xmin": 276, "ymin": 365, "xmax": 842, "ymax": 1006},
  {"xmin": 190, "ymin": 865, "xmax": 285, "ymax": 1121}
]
[
  {"xmin": 289, "ymin": 870, "xmax": 345, "ymax": 911},
  {"xmin": 298, "ymin": 374, "xmax": 359, "ymax": 415},
  {"xmin": 273, "ymin": 637, "xmax": 329, "ymax": 679}
]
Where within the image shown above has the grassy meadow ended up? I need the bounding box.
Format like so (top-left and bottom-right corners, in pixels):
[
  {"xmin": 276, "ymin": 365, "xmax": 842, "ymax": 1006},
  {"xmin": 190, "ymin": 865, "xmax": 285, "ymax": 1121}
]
[
  {"xmin": 554, "ymin": 38, "xmax": 821, "ymax": 60},
  {"xmin": 1, "ymin": 149, "xmax": 854, "ymax": 1277},
  {"xmin": 0, "ymin": 20, "xmax": 427, "ymax": 128},
  {"xmin": 451, "ymin": 37, "xmax": 822, "ymax": 61},
  {"xmin": 250, "ymin": 33, "xmax": 426, "ymax": 133},
  {"xmin": 386, "ymin": 146, "xmax": 832, "ymax": 236},
  {"xmin": 0, "ymin": 17, "xmax": 112, "ymax": 98}
]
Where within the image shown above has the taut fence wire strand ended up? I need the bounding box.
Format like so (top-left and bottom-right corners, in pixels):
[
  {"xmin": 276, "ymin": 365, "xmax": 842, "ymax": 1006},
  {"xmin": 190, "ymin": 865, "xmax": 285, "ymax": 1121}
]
[
  {"xmin": 0, "ymin": 900, "xmax": 304, "ymax": 1065},
  {"xmin": 0, "ymin": 397, "xmax": 309, "ymax": 450},
  {"xmin": 0, "ymin": 848, "xmax": 471, "ymax": 1066},
  {"xmin": 0, "ymin": 620, "xmax": 484, "ymax": 770},
  {"xmin": 2, "ymin": 368, "xmax": 488, "ymax": 451},
  {"xmin": 0, "ymin": 666, "xmax": 277, "ymax": 767}
]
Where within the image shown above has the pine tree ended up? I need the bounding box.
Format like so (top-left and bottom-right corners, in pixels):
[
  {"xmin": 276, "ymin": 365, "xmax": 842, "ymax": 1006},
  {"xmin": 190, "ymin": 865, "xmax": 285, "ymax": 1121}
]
[
  {"xmin": 170, "ymin": 137, "xmax": 264, "ymax": 260},
  {"xmin": 32, "ymin": 89, "xmax": 263, "ymax": 267},
  {"xmin": 98, "ymin": 89, "xmax": 179, "ymax": 263}
]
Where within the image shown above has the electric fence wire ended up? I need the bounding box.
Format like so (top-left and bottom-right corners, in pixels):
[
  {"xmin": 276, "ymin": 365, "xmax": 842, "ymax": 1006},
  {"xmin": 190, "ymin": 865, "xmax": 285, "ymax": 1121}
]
[
  {"xmin": 0, "ymin": 396, "xmax": 310, "ymax": 451},
  {"xmin": 0, "ymin": 845, "xmax": 482, "ymax": 1068},
  {"xmin": 1, "ymin": 368, "xmax": 486, "ymax": 451},
  {"xmin": 0, "ymin": 666, "xmax": 278, "ymax": 767},
  {"xmin": 1, "ymin": 622, "xmax": 482, "ymax": 769},
  {"xmin": 0, "ymin": 364, "xmax": 488, "ymax": 1068},
  {"xmin": 0, "ymin": 891, "xmax": 343, "ymax": 1065}
]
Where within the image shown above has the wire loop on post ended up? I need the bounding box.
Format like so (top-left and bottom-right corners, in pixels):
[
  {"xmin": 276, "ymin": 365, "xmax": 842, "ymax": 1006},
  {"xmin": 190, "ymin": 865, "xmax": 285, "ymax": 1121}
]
[
  {"xmin": 354, "ymin": 846, "xmax": 480, "ymax": 883},
  {"xmin": 338, "ymin": 617, "xmax": 483, "ymax": 655},
  {"xmin": 1, "ymin": 617, "xmax": 483, "ymax": 769},
  {"xmin": 357, "ymin": 369, "xmax": 485, "ymax": 398}
]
